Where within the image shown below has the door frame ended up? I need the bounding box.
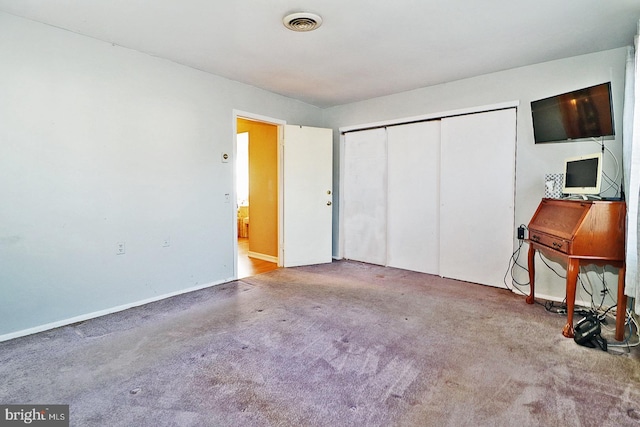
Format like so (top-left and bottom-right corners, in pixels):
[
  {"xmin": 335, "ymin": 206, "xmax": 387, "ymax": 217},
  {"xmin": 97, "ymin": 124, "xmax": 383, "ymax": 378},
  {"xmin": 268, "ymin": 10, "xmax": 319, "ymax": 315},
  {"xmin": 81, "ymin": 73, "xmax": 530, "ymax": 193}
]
[{"xmin": 232, "ymin": 110, "xmax": 286, "ymax": 278}]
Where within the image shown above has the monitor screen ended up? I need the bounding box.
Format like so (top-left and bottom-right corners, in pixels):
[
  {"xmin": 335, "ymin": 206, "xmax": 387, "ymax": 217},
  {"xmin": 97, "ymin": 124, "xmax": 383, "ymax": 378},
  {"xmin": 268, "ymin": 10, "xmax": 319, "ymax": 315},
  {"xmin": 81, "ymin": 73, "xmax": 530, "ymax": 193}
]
[
  {"xmin": 562, "ymin": 153, "xmax": 602, "ymax": 195},
  {"xmin": 531, "ymin": 83, "xmax": 615, "ymax": 144}
]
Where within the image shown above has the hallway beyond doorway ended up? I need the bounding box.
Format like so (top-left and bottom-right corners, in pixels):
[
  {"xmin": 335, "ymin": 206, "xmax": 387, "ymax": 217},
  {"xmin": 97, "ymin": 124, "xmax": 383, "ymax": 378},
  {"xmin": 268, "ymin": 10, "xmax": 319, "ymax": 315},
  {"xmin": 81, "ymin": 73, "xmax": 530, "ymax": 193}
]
[{"xmin": 237, "ymin": 237, "xmax": 277, "ymax": 278}]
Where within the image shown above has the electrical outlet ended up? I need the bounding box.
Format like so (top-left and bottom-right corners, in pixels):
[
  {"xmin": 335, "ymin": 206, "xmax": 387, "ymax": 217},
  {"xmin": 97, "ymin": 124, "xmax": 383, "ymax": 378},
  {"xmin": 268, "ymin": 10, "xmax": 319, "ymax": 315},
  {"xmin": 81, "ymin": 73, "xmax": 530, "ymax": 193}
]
[
  {"xmin": 517, "ymin": 226, "xmax": 525, "ymax": 240},
  {"xmin": 116, "ymin": 241, "xmax": 126, "ymax": 255}
]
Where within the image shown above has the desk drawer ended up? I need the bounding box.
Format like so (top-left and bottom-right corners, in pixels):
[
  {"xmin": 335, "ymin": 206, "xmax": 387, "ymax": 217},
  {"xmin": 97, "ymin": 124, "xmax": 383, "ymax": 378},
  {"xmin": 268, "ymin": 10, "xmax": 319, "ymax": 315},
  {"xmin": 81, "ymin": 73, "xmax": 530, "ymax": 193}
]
[{"xmin": 529, "ymin": 230, "xmax": 571, "ymax": 254}]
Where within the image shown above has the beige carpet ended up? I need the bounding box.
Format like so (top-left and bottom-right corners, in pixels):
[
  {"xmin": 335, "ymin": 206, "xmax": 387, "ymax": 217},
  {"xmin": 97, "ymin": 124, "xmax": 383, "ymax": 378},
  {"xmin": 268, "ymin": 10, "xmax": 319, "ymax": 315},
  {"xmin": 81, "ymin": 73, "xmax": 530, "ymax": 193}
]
[{"xmin": 1, "ymin": 260, "xmax": 639, "ymax": 426}]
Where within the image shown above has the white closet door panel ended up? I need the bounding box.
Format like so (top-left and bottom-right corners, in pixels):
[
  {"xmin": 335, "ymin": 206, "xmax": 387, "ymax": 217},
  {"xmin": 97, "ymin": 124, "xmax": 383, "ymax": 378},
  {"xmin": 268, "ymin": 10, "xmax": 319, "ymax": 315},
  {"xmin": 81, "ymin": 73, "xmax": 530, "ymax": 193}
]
[
  {"xmin": 343, "ymin": 128, "xmax": 387, "ymax": 265},
  {"xmin": 440, "ymin": 109, "xmax": 516, "ymax": 288},
  {"xmin": 387, "ymin": 121, "xmax": 441, "ymax": 274}
]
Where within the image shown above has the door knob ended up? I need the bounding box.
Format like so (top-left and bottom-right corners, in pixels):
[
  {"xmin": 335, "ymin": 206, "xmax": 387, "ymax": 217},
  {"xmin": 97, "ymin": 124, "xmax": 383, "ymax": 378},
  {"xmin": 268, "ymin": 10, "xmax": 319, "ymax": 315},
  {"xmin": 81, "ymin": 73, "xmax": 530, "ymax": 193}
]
[{"xmin": 327, "ymin": 201, "xmax": 332, "ymax": 206}]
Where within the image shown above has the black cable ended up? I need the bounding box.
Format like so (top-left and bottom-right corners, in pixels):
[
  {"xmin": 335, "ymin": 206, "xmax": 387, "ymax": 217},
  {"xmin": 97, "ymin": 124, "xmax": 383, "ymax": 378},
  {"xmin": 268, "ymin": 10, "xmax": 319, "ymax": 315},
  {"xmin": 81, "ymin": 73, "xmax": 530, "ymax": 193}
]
[
  {"xmin": 597, "ymin": 268, "xmax": 617, "ymax": 307},
  {"xmin": 537, "ymin": 252, "xmax": 598, "ymax": 309},
  {"xmin": 545, "ymin": 300, "xmax": 566, "ymax": 314},
  {"xmin": 503, "ymin": 225, "xmax": 531, "ymax": 296},
  {"xmin": 537, "ymin": 252, "xmax": 565, "ymax": 279},
  {"xmin": 578, "ymin": 274, "xmax": 593, "ymax": 301},
  {"xmin": 598, "ymin": 303, "xmax": 617, "ymax": 321},
  {"xmin": 505, "ymin": 228, "xmax": 615, "ymax": 316},
  {"xmin": 595, "ymin": 136, "xmax": 621, "ymax": 197},
  {"xmin": 503, "ymin": 226, "xmax": 548, "ymax": 308},
  {"xmin": 511, "ymin": 245, "xmax": 530, "ymax": 283},
  {"xmin": 503, "ymin": 239, "xmax": 527, "ymax": 295},
  {"xmin": 535, "ymin": 253, "xmax": 599, "ymax": 317},
  {"xmin": 593, "ymin": 269, "xmax": 608, "ymax": 311}
]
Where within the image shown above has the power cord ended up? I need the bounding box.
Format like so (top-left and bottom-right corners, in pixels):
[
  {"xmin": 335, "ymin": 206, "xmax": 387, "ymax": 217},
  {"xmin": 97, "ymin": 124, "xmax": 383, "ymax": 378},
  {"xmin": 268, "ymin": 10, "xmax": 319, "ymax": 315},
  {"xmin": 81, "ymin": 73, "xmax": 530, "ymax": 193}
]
[
  {"xmin": 507, "ymin": 230, "xmax": 623, "ymax": 321},
  {"xmin": 506, "ymin": 216, "xmax": 637, "ymax": 352},
  {"xmin": 607, "ymin": 311, "xmax": 640, "ymax": 351},
  {"xmin": 536, "ymin": 251, "xmax": 602, "ymax": 311},
  {"xmin": 503, "ymin": 224, "xmax": 530, "ymax": 296},
  {"xmin": 592, "ymin": 136, "xmax": 621, "ymax": 197}
]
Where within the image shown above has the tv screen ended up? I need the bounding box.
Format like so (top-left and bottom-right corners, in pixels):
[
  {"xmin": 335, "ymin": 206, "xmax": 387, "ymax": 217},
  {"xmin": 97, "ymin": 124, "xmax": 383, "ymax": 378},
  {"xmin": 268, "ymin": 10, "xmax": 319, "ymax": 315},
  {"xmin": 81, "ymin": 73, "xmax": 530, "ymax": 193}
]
[
  {"xmin": 531, "ymin": 83, "xmax": 615, "ymax": 144},
  {"xmin": 562, "ymin": 153, "xmax": 602, "ymax": 196}
]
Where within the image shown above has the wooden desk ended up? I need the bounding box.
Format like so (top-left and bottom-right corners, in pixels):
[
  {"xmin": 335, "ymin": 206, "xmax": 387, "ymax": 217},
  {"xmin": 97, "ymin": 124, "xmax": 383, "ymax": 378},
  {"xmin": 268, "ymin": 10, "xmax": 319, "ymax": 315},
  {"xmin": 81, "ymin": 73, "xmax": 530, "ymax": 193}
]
[{"xmin": 525, "ymin": 198, "xmax": 626, "ymax": 341}]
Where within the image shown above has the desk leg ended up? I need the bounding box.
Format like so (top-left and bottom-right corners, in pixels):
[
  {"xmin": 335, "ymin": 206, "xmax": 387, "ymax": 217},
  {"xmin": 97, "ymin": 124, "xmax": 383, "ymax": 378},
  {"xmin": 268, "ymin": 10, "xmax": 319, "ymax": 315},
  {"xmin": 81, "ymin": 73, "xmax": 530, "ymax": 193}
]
[
  {"xmin": 615, "ymin": 264, "xmax": 627, "ymax": 342},
  {"xmin": 562, "ymin": 258, "xmax": 579, "ymax": 338},
  {"xmin": 526, "ymin": 246, "xmax": 535, "ymax": 304}
]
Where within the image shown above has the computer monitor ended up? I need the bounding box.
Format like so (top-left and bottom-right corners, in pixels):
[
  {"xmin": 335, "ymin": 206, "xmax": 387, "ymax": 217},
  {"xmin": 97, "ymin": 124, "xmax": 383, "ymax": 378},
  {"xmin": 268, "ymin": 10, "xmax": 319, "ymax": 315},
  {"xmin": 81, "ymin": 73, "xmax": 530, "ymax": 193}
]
[{"xmin": 562, "ymin": 153, "xmax": 602, "ymax": 196}]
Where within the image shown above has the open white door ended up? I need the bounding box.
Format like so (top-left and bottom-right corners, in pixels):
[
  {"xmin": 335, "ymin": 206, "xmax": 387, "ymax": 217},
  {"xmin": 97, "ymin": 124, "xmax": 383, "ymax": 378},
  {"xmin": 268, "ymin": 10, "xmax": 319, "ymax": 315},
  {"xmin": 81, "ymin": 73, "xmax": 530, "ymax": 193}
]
[{"xmin": 283, "ymin": 125, "xmax": 333, "ymax": 267}]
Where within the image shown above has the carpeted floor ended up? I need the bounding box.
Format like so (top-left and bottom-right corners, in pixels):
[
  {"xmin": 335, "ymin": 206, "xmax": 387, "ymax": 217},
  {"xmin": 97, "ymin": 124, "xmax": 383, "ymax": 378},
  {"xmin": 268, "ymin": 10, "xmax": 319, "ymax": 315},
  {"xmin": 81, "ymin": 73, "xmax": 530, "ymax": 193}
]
[{"xmin": 1, "ymin": 260, "xmax": 639, "ymax": 426}]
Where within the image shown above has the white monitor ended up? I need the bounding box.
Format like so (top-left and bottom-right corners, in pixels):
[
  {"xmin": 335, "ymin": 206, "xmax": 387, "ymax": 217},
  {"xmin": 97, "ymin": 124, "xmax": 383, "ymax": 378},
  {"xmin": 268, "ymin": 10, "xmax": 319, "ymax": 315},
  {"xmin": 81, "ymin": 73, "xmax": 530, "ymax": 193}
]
[{"xmin": 562, "ymin": 152, "xmax": 603, "ymax": 196}]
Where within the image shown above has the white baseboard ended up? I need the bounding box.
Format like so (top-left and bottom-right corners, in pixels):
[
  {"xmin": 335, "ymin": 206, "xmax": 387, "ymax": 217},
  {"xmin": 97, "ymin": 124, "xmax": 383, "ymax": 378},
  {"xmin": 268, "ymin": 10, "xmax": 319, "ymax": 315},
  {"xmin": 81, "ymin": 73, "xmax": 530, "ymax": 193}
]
[
  {"xmin": 0, "ymin": 278, "xmax": 234, "ymax": 343},
  {"xmin": 248, "ymin": 251, "xmax": 278, "ymax": 263},
  {"xmin": 511, "ymin": 289, "xmax": 592, "ymax": 309},
  {"xmin": 1, "ymin": 273, "xmax": 601, "ymax": 343}
]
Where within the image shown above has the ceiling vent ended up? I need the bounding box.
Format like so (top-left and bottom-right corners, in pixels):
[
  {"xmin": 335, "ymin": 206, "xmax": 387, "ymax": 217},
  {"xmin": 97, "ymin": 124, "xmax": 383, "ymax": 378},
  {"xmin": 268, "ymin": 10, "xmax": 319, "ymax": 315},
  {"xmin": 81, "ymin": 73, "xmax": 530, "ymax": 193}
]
[{"xmin": 283, "ymin": 12, "xmax": 323, "ymax": 32}]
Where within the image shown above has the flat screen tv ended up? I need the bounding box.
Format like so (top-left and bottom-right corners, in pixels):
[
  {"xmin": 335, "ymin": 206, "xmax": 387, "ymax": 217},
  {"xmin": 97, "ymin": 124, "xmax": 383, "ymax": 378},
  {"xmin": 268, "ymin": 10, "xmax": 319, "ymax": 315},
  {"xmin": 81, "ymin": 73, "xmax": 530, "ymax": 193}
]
[
  {"xmin": 562, "ymin": 152, "xmax": 603, "ymax": 196},
  {"xmin": 531, "ymin": 83, "xmax": 615, "ymax": 144}
]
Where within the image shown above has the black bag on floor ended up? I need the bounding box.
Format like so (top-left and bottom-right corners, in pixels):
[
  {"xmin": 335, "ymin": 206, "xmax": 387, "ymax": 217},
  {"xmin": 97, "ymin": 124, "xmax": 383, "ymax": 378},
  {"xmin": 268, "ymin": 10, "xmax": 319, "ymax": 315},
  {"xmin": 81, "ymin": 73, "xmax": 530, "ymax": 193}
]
[{"xmin": 574, "ymin": 315, "xmax": 607, "ymax": 351}]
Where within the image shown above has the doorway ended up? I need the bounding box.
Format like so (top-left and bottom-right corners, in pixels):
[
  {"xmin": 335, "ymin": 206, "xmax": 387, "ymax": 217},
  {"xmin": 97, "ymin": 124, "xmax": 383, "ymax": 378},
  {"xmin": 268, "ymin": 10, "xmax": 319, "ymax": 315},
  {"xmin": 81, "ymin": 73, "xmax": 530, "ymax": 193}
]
[
  {"xmin": 233, "ymin": 110, "xmax": 334, "ymax": 278},
  {"xmin": 236, "ymin": 117, "xmax": 279, "ymax": 279}
]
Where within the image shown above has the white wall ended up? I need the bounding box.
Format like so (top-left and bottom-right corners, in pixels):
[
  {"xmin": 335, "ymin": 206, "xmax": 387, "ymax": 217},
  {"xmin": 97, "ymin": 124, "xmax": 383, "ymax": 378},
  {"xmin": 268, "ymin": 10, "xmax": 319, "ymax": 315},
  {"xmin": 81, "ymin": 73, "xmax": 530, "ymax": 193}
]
[
  {"xmin": 0, "ymin": 10, "xmax": 629, "ymax": 338},
  {"xmin": 323, "ymin": 47, "xmax": 628, "ymax": 304},
  {"xmin": 0, "ymin": 12, "xmax": 323, "ymax": 338}
]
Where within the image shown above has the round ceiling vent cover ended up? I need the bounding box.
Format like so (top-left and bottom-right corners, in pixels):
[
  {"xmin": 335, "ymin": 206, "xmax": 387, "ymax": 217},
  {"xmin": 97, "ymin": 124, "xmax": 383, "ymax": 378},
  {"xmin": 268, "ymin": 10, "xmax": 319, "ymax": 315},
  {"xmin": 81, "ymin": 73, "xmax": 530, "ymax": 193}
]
[{"xmin": 283, "ymin": 12, "xmax": 323, "ymax": 32}]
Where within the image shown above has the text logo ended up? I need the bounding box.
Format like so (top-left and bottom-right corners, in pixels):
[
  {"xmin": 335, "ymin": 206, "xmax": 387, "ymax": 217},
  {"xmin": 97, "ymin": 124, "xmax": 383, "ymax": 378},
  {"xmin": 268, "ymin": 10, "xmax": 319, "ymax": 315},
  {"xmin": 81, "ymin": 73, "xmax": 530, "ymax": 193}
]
[{"xmin": 0, "ymin": 405, "xmax": 68, "ymax": 427}]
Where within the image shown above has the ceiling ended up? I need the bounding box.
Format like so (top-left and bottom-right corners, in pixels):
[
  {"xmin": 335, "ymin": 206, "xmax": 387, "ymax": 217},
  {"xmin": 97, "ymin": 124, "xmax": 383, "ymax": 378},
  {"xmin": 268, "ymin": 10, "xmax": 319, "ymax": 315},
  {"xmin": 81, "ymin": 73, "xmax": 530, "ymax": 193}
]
[{"xmin": 1, "ymin": 1, "xmax": 639, "ymax": 108}]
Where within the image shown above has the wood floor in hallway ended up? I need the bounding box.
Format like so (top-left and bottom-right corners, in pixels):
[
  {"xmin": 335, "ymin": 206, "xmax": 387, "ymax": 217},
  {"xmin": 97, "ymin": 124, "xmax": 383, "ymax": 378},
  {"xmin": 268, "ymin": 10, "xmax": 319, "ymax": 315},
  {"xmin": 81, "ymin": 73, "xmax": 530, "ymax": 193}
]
[{"xmin": 237, "ymin": 237, "xmax": 278, "ymax": 279}]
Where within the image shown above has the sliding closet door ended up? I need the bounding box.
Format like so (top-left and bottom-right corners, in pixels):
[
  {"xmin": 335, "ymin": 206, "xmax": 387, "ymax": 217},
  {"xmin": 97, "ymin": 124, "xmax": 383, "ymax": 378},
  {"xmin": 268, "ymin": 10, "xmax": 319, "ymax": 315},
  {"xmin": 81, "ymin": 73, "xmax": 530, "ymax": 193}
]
[
  {"xmin": 343, "ymin": 128, "xmax": 387, "ymax": 265},
  {"xmin": 439, "ymin": 108, "xmax": 516, "ymax": 288},
  {"xmin": 387, "ymin": 121, "xmax": 441, "ymax": 274}
]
